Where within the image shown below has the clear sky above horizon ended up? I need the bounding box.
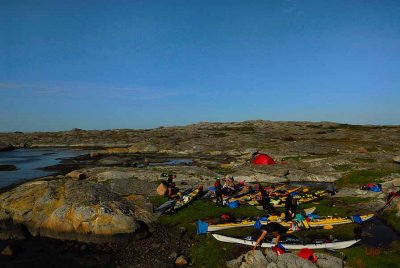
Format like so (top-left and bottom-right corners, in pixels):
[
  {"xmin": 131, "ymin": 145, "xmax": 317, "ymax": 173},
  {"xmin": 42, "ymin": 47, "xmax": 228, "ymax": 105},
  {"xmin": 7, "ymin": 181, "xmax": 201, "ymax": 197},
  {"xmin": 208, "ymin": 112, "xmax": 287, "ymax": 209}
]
[{"xmin": 1, "ymin": 0, "xmax": 399, "ymax": 131}]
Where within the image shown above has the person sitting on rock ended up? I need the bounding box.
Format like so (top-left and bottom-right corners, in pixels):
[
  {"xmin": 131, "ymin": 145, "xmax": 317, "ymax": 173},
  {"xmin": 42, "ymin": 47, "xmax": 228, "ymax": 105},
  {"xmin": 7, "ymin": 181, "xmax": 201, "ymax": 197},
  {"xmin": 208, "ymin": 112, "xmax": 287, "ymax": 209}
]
[
  {"xmin": 258, "ymin": 183, "xmax": 276, "ymax": 215},
  {"xmin": 214, "ymin": 178, "xmax": 223, "ymax": 207},
  {"xmin": 253, "ymin": 222, "xmax": 288, "ymax": 249}
]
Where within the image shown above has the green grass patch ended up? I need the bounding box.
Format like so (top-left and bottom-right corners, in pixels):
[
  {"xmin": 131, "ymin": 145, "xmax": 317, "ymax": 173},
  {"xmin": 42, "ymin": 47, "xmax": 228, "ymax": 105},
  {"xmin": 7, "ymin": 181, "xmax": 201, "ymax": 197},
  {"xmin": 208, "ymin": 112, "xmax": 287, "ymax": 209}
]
[
  {"xmin": 191, "ymin": 235, "xmax": 240, "ymax": 268},
  {"xmin": 310, "ymin": 152, "xmax": 341, "ymax": 157},
  {"xmin": 382, "ymin": 145, "xmax": 400, "ymax": 152},
  {"xmin": 301, "ymin": 199, "xmax": 349, "ymax": 215},
  {"xmin": 148, "ymin": 195, "xmax": 168, "ymax": 207},
  {"xmin": 281, "ymin": 155, "xmax": 319, "ymax": 161},
  {"xmin": 281, "ymin": 156, "xmax": 302, "ymax": 161},
  {"xmin": 354, "ymin": 158, "xmax": 377, "ymax": 163},
  {"xmin": 210, "ymin": 167, "xmax": 232, "ymax": 176},
  {"xmin": 342, "ymin": 244, "xmax": 400, "ymax": 268},
  {"xmin": 333, "ymin": 164, "xmax": 353, "ymax": 171},
  {"xmin": 209, "ymin": 132, "xmax": 228, "ymax": 138},
  {"xmin": 381, "ymin": 209, "xmax": 400, "ymax": 233},
  {"xmin": 366, "ymin": 147, "xmax": 379, "ymax": 152},
  {"xmin": 335, "ymin": 124, "xmax": 376, "ymax": 130},
  {"xmin": 336, "ymin": 169, "xmax": 397, "ymax": 187},
  {"xmin": 306, "ymin": 124, "xmax": 324, "ymax": 129},
  {"xmin": 302, "ymin": 197, "xmax": 374, "ymax": 217},
  {"xmin": 222, "ymin": 126, "xmax": 255, "ymax": 132},
  {"xmin": 317, "ymin": 138, "xmax": 356, "ymax": 145},
  {"xmin": 207, "ymin": 126, "xmax": 255, "ymax": 133},
  {"xmin": 339, "ymin": 196, "xmax": 374, "ymax": 204}
]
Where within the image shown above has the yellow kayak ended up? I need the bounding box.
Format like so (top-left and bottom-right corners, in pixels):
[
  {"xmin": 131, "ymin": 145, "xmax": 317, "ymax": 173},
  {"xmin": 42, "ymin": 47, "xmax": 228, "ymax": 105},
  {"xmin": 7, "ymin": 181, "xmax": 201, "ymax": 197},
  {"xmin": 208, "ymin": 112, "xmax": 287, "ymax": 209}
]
[
  {"xmin": 207, "ymin": 213, "xmax": 373, "ymax": 232},
  {"xmin": 171, "ymin": 187, "xmax": 202, "ymax": 212},
  {"xmin": 230, "ymin": 190, "xmax": 328, "ymax": 208}
]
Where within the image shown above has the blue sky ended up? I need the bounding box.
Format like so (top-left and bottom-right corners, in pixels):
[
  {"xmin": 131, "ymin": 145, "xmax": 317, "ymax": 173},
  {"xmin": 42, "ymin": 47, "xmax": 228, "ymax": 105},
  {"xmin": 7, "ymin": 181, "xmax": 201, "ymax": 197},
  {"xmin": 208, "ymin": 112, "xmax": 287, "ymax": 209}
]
[{"xmin": 1, "ymin": 0, "xmax": 399, "ymax": 131}]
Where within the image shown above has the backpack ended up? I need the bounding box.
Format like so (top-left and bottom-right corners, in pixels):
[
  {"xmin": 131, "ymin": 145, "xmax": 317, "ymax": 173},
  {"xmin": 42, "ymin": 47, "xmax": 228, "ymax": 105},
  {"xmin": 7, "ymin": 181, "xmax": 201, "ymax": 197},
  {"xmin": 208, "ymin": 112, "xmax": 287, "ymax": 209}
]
[
  {"xmin": 297, "ymin": 248, "xmax": 317, "ymax": 263},
  {"xmin": 221, "ymin": 213, "xmax": 231, "ymax": 221}
]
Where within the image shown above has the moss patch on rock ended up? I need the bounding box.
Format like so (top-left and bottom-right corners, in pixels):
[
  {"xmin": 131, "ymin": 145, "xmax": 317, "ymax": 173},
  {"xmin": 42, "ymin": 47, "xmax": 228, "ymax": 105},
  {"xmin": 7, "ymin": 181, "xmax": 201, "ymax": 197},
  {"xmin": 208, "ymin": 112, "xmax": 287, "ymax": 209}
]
[
  {"xmin": 336, "ymin": 169, "xmax": 398, "ymax": 187},
  {"xmin": 354, "ymin": 158, "xmax": 377, "ymax": 163}
]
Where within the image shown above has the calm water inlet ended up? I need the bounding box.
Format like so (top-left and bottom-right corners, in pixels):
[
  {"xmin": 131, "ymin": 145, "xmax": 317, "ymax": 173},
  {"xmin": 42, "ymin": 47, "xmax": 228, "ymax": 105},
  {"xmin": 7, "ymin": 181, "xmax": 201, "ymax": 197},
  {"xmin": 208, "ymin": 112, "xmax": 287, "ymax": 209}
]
[{"xmin": 0, "ymin": 148, "xmax": 89, "ymax": 188}]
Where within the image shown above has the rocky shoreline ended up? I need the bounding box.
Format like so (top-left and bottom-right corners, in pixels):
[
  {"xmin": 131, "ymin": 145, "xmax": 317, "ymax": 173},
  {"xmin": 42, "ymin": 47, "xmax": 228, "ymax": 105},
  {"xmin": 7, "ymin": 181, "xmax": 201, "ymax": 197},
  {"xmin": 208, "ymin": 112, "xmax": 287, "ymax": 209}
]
[
  {"xmin": 0, "ymin": 144, "xmax": 16, "ymax": 152},
  {"xmin": 0, "ymin": 223, "xmax": 191, "ymax": 268}
]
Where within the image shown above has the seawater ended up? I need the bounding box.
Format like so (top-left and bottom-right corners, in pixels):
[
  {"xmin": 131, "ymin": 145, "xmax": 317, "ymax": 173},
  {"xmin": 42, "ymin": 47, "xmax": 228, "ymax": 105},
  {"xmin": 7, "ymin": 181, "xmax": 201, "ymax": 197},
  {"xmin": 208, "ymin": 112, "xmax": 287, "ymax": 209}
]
[{"xmin": 0, "ymin": 148, "xmax": 89, "ymax": 188}]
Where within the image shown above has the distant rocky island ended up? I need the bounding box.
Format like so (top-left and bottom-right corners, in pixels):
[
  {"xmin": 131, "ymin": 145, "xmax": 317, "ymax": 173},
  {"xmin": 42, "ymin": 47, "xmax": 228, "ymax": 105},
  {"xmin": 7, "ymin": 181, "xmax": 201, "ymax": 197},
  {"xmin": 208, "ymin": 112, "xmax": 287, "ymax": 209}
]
[{"xmin": 1, "ymin": 121, "xmax": 399, "ymax": 181}]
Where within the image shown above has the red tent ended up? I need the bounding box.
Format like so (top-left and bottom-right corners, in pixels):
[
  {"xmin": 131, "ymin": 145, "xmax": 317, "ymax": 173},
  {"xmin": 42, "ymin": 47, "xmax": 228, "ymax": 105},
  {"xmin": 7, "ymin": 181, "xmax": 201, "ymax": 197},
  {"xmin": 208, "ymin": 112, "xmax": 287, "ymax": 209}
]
[{"xmin": 252, "ymin": 153, "xmax": 276, "ymax": 165}]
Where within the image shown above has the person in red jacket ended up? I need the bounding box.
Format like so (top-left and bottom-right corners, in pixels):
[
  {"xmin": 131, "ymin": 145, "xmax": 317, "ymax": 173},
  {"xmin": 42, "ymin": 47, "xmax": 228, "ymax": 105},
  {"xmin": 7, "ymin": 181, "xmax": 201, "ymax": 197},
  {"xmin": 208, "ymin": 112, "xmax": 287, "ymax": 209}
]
[{"xmin": 214, "ymin": 178, "xmax": 223, "ymax": 206}]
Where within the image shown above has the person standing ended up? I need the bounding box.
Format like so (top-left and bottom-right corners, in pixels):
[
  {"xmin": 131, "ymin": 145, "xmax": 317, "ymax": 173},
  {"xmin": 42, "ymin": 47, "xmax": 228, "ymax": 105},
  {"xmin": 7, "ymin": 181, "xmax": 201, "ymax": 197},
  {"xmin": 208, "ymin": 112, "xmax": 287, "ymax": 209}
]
[
  {"xmin": 167, "ymin": 174, "xmax": 176, "ymax": 199},
  {"xmin": 258, "ymin": 183, "xmax": 276, "ymax": 215},
  {"xmin": 214, "ymin": 178, "xmax": 223, "ymax": 207},
  {"xmin": 284, "ymin": 193, "xmax": 297, "ymax": 221}
]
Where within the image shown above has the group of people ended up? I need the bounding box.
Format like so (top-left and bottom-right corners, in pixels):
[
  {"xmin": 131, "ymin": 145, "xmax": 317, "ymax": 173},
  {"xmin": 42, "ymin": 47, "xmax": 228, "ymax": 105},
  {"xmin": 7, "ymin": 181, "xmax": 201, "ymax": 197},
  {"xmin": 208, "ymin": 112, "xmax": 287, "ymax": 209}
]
[
  {"xmin": 213, "ymin": 176, "xmax": 241, "ymax": 206},
  {"xmin": 213, "ymin": 179, "xmax": 299, "ymax": 248},
  {"xmin": 164, "ymin": 174, "xmax": 298, "ymax": 248},
  {"xmin": 213, "ymin": 178, "xmax": 298, "ymax": 220}
]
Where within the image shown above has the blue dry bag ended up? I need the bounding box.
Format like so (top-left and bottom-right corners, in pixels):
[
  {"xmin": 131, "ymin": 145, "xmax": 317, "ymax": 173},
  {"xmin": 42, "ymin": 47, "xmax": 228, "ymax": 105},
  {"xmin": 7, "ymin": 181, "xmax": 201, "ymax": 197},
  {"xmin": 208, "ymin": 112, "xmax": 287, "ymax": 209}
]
[
  {"xmin": 196, "ymin": 220, "xmax": 209, "ymax": 235},
  {"xmin": 369, "ymin": 185, "xmax": 381, "ymax": 192},
  {"xmin": 254, "ymin": 219, "xmax": 262, "ymax": 229},
  {"xmin": 351, "ymin": 215, "xmax": 363, "ymax": 224},
  {"xmin": 227, "ymin": 200, "xmax": 239, "ymax": 209}
]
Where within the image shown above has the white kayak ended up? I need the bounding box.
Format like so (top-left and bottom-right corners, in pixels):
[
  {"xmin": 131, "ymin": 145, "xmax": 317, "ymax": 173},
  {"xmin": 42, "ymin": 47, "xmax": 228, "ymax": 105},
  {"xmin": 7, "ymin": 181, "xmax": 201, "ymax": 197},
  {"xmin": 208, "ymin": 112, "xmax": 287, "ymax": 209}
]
[{"xmin": 212, "ymin": 234, "xmax": 360, "ymax": 250}]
